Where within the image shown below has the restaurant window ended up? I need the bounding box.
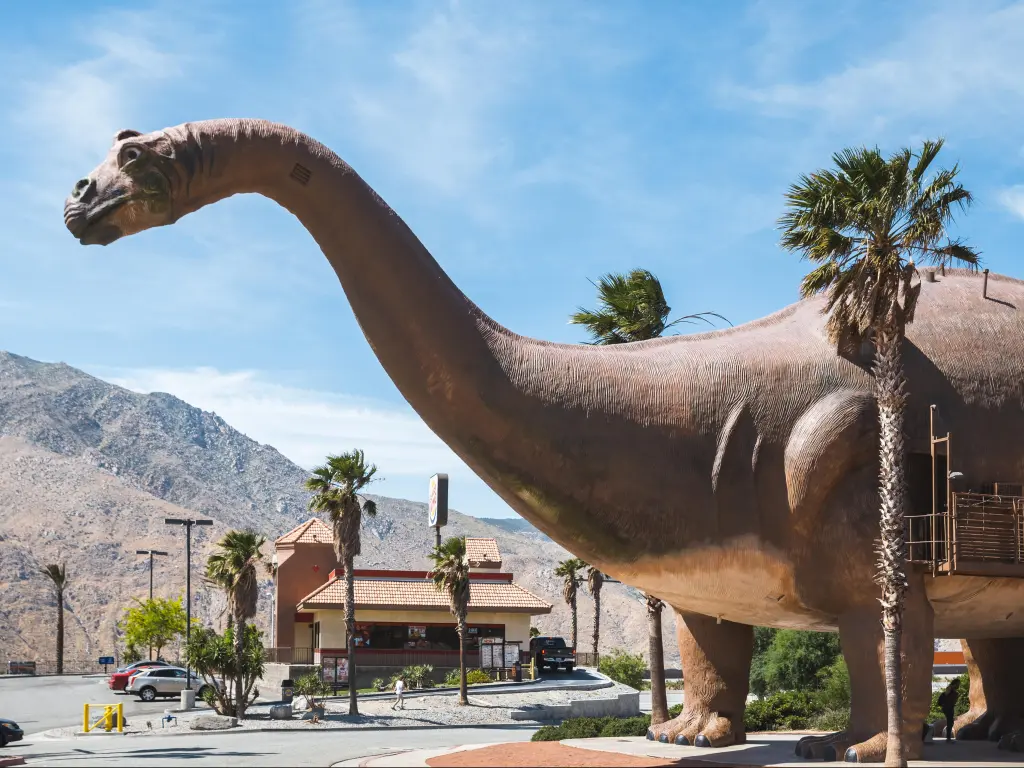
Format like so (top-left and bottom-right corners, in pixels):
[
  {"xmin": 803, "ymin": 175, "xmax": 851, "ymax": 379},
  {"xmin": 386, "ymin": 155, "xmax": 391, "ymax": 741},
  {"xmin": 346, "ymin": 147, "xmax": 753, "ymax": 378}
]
[{"xmin": 352, "ymin": 623, "xmax": 504, "ymax": 650}]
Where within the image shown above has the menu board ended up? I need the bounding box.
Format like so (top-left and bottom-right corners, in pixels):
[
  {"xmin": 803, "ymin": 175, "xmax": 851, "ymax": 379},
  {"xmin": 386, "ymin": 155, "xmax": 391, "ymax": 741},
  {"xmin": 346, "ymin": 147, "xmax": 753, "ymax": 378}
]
[
  {"xmin": 408, "ymin": 626, "xmax": 426, "ymax": 640},
  {"xmin": 503, "ymin": 642, "xmax": 521, "ymax": 667},
  {"xmin": 480, "ymin": 642, "xmax": 500, "ymax": 668}
]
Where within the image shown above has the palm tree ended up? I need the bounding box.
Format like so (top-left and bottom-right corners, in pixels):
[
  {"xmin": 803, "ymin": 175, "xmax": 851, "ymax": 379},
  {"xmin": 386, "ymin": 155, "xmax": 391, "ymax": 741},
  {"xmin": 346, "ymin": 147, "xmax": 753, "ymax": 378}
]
[
  {"xmin": 306, "ymin": 450, "xmax": 379, "ymax": 716},
  {"xmin": 40, "ymin": 563, "xmax": 68, "ymax": 675},
  {"xmin": 428, "ymin": 536, "xmax": 471, "ymax": 705},
  {"xmin": 206, "ymin": 529, "xmax": 273, "ymax": 718},
  {"xmin": 646, "ymin": 594, "xmax": 669, "ymax": 726},
  {"xmin": 571, "ymin": 268, "xmax": 730, "ymax": 723},
  {"xmin": 585, "ymin": 565, "xmax": 605, "ymax": 662},
  {"xmin": 779, "ymin": 139, "xmax": 977, "ymax": 767},
  {"xmin": 554, "ymin": 558, "xmax": 586, "ymax": 652},
  {"xmin": 570, "ymin": 268, "xmax": 729, "ymax": 345}
]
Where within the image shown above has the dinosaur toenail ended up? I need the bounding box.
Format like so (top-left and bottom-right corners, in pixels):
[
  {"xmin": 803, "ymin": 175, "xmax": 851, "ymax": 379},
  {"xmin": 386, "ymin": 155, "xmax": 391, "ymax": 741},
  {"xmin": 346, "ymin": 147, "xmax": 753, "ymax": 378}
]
[
  {"xmin": 674, "ymin": 734, "xmax": 689, "ymax": 745},
  {"xmin": 694, "ymin": 734, "xmax": 711, "ymax": 748}
]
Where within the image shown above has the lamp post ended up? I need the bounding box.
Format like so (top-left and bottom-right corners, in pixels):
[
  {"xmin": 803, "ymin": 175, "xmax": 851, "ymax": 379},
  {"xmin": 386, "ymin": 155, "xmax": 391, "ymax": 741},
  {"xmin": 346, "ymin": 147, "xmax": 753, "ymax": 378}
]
[
  {"xmin": 136, "ymin": 549, "xmax": 169, "ymax": 602},
  {"xmin": 136, "ymin": 549, "xmax": 169, "ymax": 661},
  {"xmin": 164, "ymin": 518, "xmax": 213, "ymax": 688}
]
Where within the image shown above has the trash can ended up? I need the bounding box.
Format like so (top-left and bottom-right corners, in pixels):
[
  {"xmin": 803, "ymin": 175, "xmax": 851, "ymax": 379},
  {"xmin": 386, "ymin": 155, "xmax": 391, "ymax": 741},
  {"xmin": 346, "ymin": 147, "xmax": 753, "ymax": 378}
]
[
  {"xmin": 281, "ymin": 679, "xmax": 294, "ymax": 705},
  {"xmin": 513, "ymin": 661, "xmax": 522, "ymax": 683}
]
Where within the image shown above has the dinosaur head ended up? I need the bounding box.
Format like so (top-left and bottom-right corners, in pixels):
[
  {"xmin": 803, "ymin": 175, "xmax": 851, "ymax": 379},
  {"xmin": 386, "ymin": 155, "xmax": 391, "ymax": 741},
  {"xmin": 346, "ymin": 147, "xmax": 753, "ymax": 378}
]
[{"xmin": 64, "ymin": 128, "xmax": 179, "ymax": 246}]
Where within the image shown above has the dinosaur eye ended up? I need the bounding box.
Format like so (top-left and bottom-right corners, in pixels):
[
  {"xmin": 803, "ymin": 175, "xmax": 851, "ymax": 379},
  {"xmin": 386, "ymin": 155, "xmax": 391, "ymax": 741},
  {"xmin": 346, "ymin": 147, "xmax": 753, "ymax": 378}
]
[{"xmin": 120, "ymin": 145, "xmax": 143, "ymax": 166}]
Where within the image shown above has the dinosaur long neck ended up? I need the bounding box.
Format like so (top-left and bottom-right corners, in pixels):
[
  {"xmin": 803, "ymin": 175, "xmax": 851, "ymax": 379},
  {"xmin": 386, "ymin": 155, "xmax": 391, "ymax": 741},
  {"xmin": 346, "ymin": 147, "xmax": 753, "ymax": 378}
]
[{"xmin": 172, "ymin": 119, "xmax": 510, "ymax": 431}]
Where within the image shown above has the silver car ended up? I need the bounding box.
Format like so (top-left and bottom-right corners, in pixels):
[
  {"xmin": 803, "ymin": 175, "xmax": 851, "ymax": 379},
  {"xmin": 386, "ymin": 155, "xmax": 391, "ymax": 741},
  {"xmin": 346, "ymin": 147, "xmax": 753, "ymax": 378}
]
[{"xmin": 126, "ymin": 667, "xmax": 220, "ymax": 701}]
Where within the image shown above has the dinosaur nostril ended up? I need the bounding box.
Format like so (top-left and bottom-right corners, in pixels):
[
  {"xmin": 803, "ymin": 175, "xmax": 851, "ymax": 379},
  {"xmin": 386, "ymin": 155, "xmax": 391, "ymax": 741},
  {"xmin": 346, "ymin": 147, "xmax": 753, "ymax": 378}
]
[
  {"xmin": 75, "ymin": 178, "xmax": 90, "ymax": 191},
  {"xmin": 72, "ymin": 177, "xmax": 95, "ymax": 201}
]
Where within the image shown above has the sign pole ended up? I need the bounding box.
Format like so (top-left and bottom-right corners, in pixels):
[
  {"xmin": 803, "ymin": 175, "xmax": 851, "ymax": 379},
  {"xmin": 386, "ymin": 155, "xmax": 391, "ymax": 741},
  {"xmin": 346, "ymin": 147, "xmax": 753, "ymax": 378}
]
[{"xmin": 428, "ymin": 473, "xmax": 449, "ymax": 551}]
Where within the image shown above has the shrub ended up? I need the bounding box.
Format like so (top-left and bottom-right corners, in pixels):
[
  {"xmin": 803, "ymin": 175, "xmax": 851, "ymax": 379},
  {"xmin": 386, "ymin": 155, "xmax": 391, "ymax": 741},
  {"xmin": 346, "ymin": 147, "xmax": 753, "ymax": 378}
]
[
  {"xmin": 391, "ymin": 664, "xmax": 435, "ymax": 690},
  {"xmin": 371, "ymin": 678, "xmax": 387, "ymax": 692},
  {"xmin": 599, "ymin": 716, "xmax": 651, "ymax": 737},
  {"xmin": 294, "ymin": 671, "xmax": 331, "ymax": 711},
  {"xmin": 531, "ymin": 707, "xmax": 685, "ymax": 742},
  {"xmin": 760, "ymin": 630, "xmax": 842, "ymax": 695},
  {"xmin": 744, "ymin": 690, "xmax": 817, "ymax": 732},
  {"xmin": 598, "ymin": 648, "xmax": 646, "ymax": 689},
  {"xmin": 444, "ymin": 668, "xmax": 492, "ymax": 687},
  {"xmin": 814, "ymin": 657, "xmax": 850, "ymax": 711},
  {"xmin": 808, "ymin": 708, "xmax": 850, "ymax": 732}
]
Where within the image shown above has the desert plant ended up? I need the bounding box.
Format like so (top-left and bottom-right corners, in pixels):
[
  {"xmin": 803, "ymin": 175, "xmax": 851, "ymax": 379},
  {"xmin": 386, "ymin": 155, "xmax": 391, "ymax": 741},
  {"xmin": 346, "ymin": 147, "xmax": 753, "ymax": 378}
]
[
  {"xmin": 598, "ymin": 648, "xmax": 646, "ymax": 690},
  {"xmin": 306, "ymin": 450, "xmax": 379, "ymax": 716},
  {"xmin": 40, "ymin": 563, "xmax": 68, "ymax": 675},
  {"xmin": 295, "ymin": 670, "xmax": 332, "ymax": 711},
  {"xmin": 391, "ymin": 664, "xmax": 435, "ymax": 690},
  {"xmin": 371, "ymin": 678, "xmax": 387, "ymax": 692},
  {"xmin": 184, "ymin": 624, "xmax": 264, "ymax": 717},
  {"xmin": 781, "ymin": 140, "xmax": 977, "ymax": 766},
  {"xmin": 428, "ymin": 536, "xmax": 471, "ymax": 705},
  {"xmin": 553, "ymin": 557, "xmax": 586, "ymax": 651}
]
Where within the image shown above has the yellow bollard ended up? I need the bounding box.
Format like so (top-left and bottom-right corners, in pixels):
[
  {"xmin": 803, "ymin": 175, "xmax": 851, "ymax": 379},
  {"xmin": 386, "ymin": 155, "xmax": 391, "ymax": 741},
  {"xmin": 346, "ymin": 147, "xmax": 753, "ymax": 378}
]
[
  {"xmin": 83, "ymin": 703, "xmax": 90, "ymax": 733},
  {"xmin": 117, "ymin": 703, "xmax": 124, "ymax": 733},
  {"xmin": 104, "ymin": 705, "xmax": 114, "ymax": 732}
]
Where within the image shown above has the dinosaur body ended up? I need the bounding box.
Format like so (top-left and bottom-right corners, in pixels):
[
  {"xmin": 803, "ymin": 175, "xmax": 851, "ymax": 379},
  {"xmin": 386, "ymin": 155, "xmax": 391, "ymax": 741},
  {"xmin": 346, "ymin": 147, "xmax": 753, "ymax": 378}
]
[{"xmin": 64, "ymin": 120, "xmax": 1024, "ymax": 761}]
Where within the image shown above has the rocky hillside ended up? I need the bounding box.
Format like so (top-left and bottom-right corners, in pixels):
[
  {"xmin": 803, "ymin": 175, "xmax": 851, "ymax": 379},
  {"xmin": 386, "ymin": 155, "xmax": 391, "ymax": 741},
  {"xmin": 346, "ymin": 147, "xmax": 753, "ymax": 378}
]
[{"xmin": 0, "ymin": 351, "xmax": 675, "ymax": 669}]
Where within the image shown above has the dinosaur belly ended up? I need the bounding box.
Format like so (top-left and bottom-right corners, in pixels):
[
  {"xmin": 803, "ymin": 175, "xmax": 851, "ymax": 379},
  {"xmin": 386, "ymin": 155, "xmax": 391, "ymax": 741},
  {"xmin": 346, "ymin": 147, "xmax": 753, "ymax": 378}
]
[
  {"xmin": 928, "ymin": 576, "xmax": 1024, "ymax": 638},
  {"xmin": 612, "ymin": 535, "xmax": 839, "ymax": 631}
]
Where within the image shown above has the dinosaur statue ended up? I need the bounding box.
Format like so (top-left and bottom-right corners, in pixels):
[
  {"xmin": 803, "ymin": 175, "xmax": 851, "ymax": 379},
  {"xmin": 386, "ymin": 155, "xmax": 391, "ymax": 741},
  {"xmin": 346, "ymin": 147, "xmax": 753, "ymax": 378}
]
[{"xmin": 64, "ymin": 120, "xmax": 1024, "ymax": 762}]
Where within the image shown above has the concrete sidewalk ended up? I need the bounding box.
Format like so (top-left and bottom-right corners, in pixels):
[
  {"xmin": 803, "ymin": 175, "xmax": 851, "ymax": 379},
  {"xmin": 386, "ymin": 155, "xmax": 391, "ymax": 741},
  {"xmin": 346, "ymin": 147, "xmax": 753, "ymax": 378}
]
[{"xmin": 334, "ymin": 734, "xmax": 1024, "ymax": 767}]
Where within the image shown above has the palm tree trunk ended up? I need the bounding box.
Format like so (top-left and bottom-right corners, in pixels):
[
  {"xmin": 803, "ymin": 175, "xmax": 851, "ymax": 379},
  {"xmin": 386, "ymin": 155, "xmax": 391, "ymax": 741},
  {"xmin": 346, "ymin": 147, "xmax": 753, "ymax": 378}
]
[
  {"xmin": 345, "ymin": 553, "xmax": 358, "ymax": 716},
  {"xmin": 570, "ymin": 592, "xmax": 578, "ymax": 652},
  {"xmin": 234, "ymin": 613, "xmax": 246, "ymax": 718},
  {"xmin": 647, "ymin": 596, "xmax": 668, "ymax": 725},
  {"xmin": 457, "ymin": 613, "xmax": 468, "ymax": 706},
  {"xmin": 875, "ymin": 321, "xmax": 909, "ymax": 768},
  {"xmin": 592, "ymin": 589, "xmax": 601, "ymax": 661},
  {"xmin": 56, "ymin": 588, "xmax": 64, "ymax": 675}
]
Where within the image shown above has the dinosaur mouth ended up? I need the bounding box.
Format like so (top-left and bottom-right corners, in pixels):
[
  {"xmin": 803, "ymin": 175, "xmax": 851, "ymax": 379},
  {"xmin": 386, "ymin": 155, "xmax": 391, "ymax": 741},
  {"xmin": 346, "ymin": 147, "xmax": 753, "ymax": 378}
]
[{"xmin": 65, "ymin": 196, "xmax": 129, "ymax": 245}]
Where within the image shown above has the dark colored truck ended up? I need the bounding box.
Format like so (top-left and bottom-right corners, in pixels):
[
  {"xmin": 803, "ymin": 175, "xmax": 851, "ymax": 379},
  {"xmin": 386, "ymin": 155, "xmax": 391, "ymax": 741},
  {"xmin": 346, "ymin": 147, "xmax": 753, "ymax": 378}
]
[{"xmin": 530, "ymin": 635, "xmax": 576, "ymax": 672}]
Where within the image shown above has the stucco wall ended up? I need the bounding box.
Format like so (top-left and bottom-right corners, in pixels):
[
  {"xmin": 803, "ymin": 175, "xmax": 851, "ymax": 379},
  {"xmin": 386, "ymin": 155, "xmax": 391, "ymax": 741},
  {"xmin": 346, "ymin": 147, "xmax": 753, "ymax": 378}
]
[
  {"xmin": 311, "ymin": 608, "xmax": 535, "ymax": 648},
  {"xmin": 273, "ymin": 542, "xmax": 340, "ymax": 648}
]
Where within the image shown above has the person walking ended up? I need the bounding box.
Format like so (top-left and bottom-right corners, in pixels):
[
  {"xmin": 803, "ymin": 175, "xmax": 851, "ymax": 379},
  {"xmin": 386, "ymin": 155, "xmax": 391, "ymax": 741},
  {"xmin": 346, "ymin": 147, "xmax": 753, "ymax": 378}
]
[
  {"xmin": 391, "ymin": 676, "xmax": 405, "ymax": 711},
  {"xmin": 937, "ymin": 678, "xmax": 960, "ymax": 742}
]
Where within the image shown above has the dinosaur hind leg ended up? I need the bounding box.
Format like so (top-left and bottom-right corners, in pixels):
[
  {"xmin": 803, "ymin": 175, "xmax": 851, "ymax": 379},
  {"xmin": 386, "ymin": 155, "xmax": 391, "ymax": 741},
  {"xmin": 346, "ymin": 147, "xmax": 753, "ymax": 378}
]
[
  {"xmin": 954, "ymin": 637, "xmax": 1024, "ymax": 748},
  {"xmin": 646, "ymin": 610, "xmax": 752, "ymax": 747}
]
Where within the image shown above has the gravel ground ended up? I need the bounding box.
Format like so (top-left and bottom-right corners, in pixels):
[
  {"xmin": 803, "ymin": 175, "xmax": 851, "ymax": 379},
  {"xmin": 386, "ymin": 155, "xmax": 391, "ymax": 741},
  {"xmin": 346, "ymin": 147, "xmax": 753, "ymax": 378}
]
[{"xmin": 37, "ymin": 682, "xmax": 638, "ymax": 736}]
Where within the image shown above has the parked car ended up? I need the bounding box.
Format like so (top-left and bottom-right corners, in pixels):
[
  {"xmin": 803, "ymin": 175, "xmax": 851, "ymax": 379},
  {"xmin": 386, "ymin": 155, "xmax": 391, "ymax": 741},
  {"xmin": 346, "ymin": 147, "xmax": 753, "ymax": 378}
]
[
  {"xmin": 0, "ymin": 718, "xmax": 23, "ymax": 747},
  {"xmin": 530, "ymin": 636, "xmax": 576, "ymax": 672},
  {"xmin": 126, "ymin": 667, "xmax": 221, "ymax": 702},
  {"xmin": 109, "ymin": 660, "xmax": 173, "ymax": 692}
]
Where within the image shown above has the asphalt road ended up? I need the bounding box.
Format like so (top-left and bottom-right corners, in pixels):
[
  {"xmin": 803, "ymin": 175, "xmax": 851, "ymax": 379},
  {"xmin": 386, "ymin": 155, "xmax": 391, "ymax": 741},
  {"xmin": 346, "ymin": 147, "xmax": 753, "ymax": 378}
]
[
  {"xmin": 0, "ymin": 675, "xmax": 213, "ymax": 735},
  {"xmin": 6, "ymin": 725, "xmax": 539, "ymax": 766}
]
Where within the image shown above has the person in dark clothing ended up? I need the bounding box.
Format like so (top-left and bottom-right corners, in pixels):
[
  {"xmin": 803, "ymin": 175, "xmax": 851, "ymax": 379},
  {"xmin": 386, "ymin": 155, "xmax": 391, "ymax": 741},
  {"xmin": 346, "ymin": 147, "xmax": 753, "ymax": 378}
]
[{"xmin": 937, "ymin": 678, "xmax": 961, "ymax": 742}]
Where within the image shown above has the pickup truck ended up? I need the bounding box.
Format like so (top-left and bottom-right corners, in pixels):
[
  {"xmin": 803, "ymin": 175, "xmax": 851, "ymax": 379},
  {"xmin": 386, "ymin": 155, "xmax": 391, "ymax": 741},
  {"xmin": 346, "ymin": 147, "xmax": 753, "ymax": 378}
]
[{"xmin": 530, "ymin": 636, "xmax": 576, "ymax": 672}]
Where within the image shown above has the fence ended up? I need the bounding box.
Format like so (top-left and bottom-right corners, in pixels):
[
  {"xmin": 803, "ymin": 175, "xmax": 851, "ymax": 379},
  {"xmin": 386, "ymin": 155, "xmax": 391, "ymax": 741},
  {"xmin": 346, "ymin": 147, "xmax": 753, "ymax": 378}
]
[{"xmin": 263, "ymin": 647, "xmax": 314, "ymax": 665}]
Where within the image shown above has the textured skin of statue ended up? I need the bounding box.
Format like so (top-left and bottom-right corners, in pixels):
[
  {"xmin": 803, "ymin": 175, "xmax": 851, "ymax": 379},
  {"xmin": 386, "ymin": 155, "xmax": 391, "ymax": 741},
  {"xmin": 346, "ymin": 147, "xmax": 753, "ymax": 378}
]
[{"xmin": 64, "ymin": 120, "xmax": 1024, "ymax": 761}]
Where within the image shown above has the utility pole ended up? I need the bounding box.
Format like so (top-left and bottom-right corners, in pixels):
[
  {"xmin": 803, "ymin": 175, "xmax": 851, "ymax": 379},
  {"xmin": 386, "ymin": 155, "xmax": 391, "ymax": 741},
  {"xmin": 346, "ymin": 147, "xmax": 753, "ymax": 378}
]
[
  {"xmin": 164, "ymin": 518, "xmax": 213, "ymax": 688},
  {"xmin": 136, "ymin": 549, "xmax": 169, "ymax": 660}
]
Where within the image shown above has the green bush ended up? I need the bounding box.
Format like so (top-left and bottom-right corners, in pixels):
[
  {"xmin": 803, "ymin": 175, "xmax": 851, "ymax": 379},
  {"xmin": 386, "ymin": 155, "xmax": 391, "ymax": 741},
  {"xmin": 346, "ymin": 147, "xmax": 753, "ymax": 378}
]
[
  {"xmin": 371, "ymin": 678, "xmax": 387, "ymax": 692},
  {"xmin": 761, "ymin": 630, "xmax": 842, "ymax": 695},
  {"xmin": 530, "ymin": 705, "xmax": 685, "ymax": 742},
  {"xmin": 391, "ymin": 664, "xmax": 435, "ymax": 690},
  {"xmin": 443, "ymin": 668, "xmax": 493, "ymax": 687},
  {"xmin": 808, "ymin": 708, "xmax": 850, "ymax": 732},
  {"xmin": 744, "ymin": 690, "xmax": 818, "ymax": 732},
  {"xmin": 928, "ymin": 674, "xmax": 970, "ymax": 722},
  {"xmin": 598, "ymin": 648, "xmax": 646, "ymax": 689},
  {"xmin": 814, "ymin": 657, "xmax": 850, "ymax": 711}
]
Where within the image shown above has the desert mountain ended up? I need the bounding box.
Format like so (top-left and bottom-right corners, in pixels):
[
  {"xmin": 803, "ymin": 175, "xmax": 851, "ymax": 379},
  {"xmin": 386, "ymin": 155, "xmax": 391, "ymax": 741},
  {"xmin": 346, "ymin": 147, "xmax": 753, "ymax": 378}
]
[{"xmin": 0, "ymin": 351, "xmax": 677, "ymax": 669}]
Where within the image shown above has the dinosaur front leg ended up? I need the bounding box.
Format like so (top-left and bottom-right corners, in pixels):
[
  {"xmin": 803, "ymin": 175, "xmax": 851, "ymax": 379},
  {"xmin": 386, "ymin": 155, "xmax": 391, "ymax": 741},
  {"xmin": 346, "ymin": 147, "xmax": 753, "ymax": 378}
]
[
  {"xmin": 799, "ymin": 577, "xmax": 933, "ymax": 763},
  {"xmin": 647, "ymin": 610, "xmax": 753, "ymax": 747},
  {"xmin": 953, "ymin": 637, "xmax": 1024, "ymax": 747}
]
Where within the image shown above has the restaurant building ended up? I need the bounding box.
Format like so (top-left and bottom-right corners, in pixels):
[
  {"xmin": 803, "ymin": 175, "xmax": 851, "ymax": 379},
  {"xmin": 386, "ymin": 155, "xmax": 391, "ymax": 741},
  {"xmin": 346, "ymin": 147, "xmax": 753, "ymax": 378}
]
[{"xmin": 269, "ymin": 518, "xmax": 552, "ymax": 686}]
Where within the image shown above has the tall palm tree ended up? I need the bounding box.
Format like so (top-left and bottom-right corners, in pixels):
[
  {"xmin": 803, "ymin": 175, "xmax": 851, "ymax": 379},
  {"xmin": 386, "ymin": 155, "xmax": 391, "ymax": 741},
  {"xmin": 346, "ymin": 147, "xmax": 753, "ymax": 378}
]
[
  {"xmin": 585, "ymin": 565, "xmax": 605, "ymax": 661},
  {"xmin": 206, "ymin": 529, "xmax": 273, "ymax": 718},
  {"xmin": 646, "ymin": 594, "xmax": 669, "ymax": 726},
  {"xmin": 554, "ymin": 558, "xmax": 586, "ymax": 652},
  {"xmin": 428, "ymin": 536, "xmax": 471, "ymax": 706},
  {"xmin": 40, "ymin": 563, "xmax": 68, "ymax": 675},
  {"xmin": 779, "ymin": 139, "xmax": 977, "ymax": 767},
  {"xmin": 306, "ymin": 450, "xmax": 379, "ymax": 716},
  {"xmin": 571, "ymin": 268, "xmax": 730, "ymax": 723},
  {"xmin": 570, "ymin": 268, "xmax": 728, "ymax": 345}
]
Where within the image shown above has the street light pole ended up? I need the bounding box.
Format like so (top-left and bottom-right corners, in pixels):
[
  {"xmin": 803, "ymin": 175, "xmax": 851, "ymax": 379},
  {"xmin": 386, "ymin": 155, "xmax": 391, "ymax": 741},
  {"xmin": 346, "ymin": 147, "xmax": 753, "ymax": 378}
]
[
  {"xmin": 164, "ymin": 518, "xmax": 213, "ymax": 689},
  {"xmin": 136, "ymin": 549, "xmax": 169, "ymax": 660}
]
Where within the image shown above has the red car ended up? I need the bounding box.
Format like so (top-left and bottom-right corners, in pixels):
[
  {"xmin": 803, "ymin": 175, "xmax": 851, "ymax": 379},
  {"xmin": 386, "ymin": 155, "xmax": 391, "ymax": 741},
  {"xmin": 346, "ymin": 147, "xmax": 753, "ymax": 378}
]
[{"xmin": 108, "ymin": 660, "xmax": 171, "ymax": 692}]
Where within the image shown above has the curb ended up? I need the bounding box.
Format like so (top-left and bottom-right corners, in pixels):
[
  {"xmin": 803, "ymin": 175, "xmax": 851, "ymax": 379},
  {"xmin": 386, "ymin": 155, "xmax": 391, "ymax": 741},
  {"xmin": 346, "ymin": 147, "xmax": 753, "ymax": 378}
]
[{"xmin": 0, "ymin": 757, "xmax": 27, "ymax": 767}]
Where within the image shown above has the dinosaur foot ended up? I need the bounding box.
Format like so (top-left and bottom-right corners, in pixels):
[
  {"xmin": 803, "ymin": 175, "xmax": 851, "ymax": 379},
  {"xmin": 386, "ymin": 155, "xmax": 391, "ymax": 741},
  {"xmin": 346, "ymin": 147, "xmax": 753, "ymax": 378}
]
[
  {"xmin": 830, "ymin": 731, "xmax": 923, "ymax": 763},
  {"xmin": 954, "ymin": 708, "xmax": 1024, "ymax": 742},
  {"xmin": 795, "ymin": 731, "xmax": 855, "ymax": 760},
  {"xmin": 998, "ymin": 730, "xmax": 1024, "ymax": 752},
  {"xmin": 646, "ymin": 710, "xmax": 743, "ymax": 748}
]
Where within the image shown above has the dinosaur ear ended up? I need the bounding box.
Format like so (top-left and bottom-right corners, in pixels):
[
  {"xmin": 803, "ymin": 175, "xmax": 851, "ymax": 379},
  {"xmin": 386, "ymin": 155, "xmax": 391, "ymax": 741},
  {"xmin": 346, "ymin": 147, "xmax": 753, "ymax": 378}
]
[{"xmin": 113, "ymin": 129, "xmax": 142, "ymax": 144}]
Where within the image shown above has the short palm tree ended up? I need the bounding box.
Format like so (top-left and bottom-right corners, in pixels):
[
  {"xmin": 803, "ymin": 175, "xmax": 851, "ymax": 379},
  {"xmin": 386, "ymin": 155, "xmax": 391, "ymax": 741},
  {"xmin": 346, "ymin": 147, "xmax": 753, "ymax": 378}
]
[
  {"xmin": 428, "ymin": 536, "xmax": 471, "ymax": 705},
  {"xmin": 40, "ymin": 563, "xmax": 68, "ymax": 675},
  {"xmin": 585, "ymin": 565, "xmax": 605, "ymax": 661},
  {"xmin": 571, "ymin": 268, "xmax": 729, "ymax": 724},
  {"xmin": 206, "ymin": 529, "xmax": 273, "ymax": 718},
  {"xmin": 646, "ymin": 594, "xmax": 669, "ymax": 726},
  {"xmin": 554, "ymin": 558, "xmax": 586, "ymax": 652},
  {"xmin": 779, "ymin": 139, "xmax": 977, "ymax": 767},
  {"xmin": 306, "ymin": 450, "xmax": 379, "ymax": 716},
  {"xmin": 570, "ymin": 268, "xmax": 729, "ymax": 344}
]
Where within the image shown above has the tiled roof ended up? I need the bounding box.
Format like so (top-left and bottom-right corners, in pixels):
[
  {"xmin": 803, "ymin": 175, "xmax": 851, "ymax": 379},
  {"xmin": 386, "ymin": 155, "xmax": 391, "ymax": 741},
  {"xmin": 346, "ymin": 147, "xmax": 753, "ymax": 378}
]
[
  {"xmin": 298, "ymin": 575, "xmax": 551, "ymax": 614},
  {"xmin": 465, "ymin": 537, "xmax": 501, "ymax": 567},
  {"xmin": 275, "ymin": 518, "xmax": 334, "ymax": 545}
]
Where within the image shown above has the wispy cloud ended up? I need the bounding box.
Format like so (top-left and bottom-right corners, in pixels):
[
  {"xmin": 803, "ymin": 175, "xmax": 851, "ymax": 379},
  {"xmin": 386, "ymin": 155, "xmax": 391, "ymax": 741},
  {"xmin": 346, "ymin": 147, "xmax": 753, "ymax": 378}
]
[{"xmin": 998, "ymin": 186, "xmax": 1024, "ymax": 220}]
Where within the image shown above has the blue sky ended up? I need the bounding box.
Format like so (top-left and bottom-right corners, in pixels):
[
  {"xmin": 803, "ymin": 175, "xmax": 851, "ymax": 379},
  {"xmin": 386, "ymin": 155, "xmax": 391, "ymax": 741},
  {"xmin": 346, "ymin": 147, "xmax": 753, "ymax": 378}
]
[{"xmin": 2, "ymin": 0, "xmax": 1023, "ymax": 518}]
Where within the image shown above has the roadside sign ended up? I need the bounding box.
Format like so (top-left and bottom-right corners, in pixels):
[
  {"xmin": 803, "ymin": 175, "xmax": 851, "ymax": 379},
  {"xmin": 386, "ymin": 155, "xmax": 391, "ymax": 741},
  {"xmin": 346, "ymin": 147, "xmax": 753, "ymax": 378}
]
[{"xmin": 98, "ymin": 656, "xmax": 115, "ymax": 665}]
